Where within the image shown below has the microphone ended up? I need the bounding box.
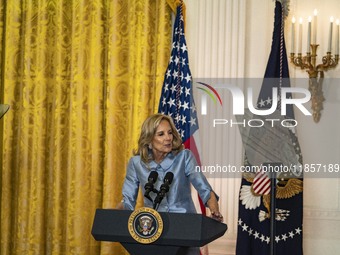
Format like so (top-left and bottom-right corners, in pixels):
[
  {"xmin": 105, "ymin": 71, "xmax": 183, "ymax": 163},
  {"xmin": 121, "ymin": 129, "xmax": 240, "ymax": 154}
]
[
  {"xmin": 144, "ymin": 171, "xmax": 158, "ymax": 202},
  {"xmin": 153, "ymin": 172, "xmax": 174, "ymax": 210}
]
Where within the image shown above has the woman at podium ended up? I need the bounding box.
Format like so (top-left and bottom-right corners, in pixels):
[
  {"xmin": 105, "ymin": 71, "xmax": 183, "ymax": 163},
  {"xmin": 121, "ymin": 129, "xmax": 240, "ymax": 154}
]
[
  {"xmin": 116, "ymin": 114, "xmax": 223, "ymax": 255},
  {"xmin": 116, "ymin": 113, "xmax": 223, "ymax": 220}
]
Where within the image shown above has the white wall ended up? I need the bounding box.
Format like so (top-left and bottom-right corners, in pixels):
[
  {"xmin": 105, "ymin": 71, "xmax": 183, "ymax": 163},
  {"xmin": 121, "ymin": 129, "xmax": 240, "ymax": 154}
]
[{"xmin": 184, "ymin": 0, "xmax": 340, "ymax": 254}]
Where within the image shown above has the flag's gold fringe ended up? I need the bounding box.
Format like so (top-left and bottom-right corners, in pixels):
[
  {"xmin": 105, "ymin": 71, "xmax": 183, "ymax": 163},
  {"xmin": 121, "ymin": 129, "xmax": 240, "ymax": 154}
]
[{"xmin": 166, "ymin": 0, "xmax": 186, "ymax": 26}]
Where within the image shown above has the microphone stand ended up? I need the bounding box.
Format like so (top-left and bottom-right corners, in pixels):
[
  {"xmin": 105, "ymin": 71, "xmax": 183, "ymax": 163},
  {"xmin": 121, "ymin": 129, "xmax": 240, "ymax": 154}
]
[
  {"xmin": 153, "ymin": 172, "xmax": 173, "ymax": 211},
  {"xmin": 153, "ymin": 184, "xmax": 169, "ymax": 210},
  {"xmin": 153, "ymin": 195, "xmax": 162, "ymax": 211}
]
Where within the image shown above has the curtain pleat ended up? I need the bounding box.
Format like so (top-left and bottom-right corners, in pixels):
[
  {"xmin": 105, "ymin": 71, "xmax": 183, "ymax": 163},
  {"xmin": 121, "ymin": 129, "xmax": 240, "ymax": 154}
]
[{"xmin": 0, "ymin": 0, "xmax": 173, "ymax": 254}]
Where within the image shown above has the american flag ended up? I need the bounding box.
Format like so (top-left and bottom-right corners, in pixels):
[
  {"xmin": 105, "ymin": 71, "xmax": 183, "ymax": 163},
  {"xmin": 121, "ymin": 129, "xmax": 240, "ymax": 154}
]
[
  {"xmin": 158, "ymin": 5, "xmax": 198, "ymax": 150},
  {"xmin": 158, "ymin": 3, "xmax": 208, "ymax": 255},
  {"xmin": 158, "ymin": 3, "xmax": 202, "ymax": 166}
]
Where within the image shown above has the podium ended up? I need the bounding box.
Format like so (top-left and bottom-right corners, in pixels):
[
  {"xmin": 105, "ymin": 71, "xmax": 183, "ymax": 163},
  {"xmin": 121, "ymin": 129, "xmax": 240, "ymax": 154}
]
[{"xmin": 91, "ymin": 209, "xmax": 228, "ymax": 255}]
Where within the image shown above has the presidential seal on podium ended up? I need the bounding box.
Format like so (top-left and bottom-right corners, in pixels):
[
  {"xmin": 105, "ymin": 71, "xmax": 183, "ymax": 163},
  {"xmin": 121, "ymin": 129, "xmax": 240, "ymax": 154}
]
[{"xmin": 128, "ymin": 207, "xmax": 163, "ymax": 244}]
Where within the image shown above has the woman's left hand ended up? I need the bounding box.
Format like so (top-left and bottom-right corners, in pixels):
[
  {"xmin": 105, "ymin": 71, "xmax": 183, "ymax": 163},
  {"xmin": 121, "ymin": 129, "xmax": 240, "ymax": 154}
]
[
  {"xmin": 207, "ymin": 191, "xmax": 224, "ymax": 222},
  {"xmin": 210, "ymin": 211, "xmax": 224, "ymax": 222}
]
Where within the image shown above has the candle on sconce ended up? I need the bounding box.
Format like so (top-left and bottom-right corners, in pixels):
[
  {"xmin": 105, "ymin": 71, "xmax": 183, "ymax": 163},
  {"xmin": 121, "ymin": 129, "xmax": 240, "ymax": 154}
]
[
  {"xmin": 307, "ymin": 16, "xmax": 312, "ymax": 53},
  {"xmin": 313, "ymin": 9, "xmax": 318, "ymax": 44},
  {"xmin": 328, "ymin": 16, "xmax": 334, "ymax": 52},
  {"xmin": 298, "ymin": 18, "xmax": 303, "ymax": 53},
  {"xmin": 291, "ymin": 17, "xmax": 296, "ymax": 53},
  {"xmin": 336, "ymin": 19, "xmax": 339, "ymax": 55}
]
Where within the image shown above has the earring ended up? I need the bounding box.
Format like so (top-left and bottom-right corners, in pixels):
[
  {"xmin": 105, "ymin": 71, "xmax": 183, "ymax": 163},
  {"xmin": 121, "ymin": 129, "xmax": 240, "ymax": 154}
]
[{"xmin": 148, "ymin": 144, "xmax": 152, "ymax": 149}]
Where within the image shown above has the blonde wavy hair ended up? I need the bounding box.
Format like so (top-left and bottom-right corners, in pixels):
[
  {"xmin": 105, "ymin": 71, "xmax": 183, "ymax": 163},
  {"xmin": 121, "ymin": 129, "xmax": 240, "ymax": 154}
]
[{"xmin": 135, "ymin": 114, "xmax": 183, "ymax": 163}]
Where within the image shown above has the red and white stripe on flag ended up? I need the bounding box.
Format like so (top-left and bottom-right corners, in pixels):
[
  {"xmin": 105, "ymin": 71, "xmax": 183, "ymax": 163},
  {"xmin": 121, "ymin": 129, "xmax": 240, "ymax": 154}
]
[{"xmin": 252, "ymin": 168, "xmax": 271, "ymax": 195}]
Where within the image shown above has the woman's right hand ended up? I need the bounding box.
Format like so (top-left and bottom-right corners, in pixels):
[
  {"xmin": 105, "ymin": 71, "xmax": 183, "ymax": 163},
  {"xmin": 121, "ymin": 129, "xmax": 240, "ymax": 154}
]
[{"xmin": 115, "ymin": 202, "xmax": 125, "ymax": 210}]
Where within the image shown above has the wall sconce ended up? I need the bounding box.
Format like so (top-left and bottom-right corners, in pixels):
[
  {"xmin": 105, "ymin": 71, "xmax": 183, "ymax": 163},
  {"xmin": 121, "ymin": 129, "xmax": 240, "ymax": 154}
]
[{"xmin": 289, "ymin": 10, "xmax": 339, "ymax": 123}]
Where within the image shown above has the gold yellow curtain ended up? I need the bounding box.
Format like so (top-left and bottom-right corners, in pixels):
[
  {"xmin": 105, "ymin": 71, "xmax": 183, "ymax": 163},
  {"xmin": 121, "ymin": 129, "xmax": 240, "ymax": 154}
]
[{"xmin": 0, "ymin": 0, "xmax": 176, "ymax": 254}]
